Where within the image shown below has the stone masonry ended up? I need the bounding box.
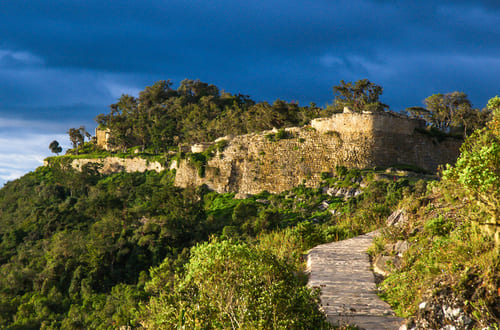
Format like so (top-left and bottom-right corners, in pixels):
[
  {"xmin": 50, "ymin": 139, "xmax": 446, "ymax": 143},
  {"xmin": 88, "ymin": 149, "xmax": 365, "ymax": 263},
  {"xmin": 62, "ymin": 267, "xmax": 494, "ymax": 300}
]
[
  {"xmin": 173, "ymin": 111, "xmax": 462, "ymax": 194},
  {"xmin": 307, "ymin": 231, "xmax": 404, "ymax": 329}
]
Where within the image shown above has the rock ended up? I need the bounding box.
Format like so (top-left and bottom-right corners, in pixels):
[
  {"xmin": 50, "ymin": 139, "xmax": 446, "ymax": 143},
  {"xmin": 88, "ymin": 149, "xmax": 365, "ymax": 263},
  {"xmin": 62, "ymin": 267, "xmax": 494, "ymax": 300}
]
[
  {"xmin": 191, "ymin": 142, "xmax": 214, "ymax": 153},
  {"xmin": 411, "ymin": 286, "xmax": 478, "ymax": 330},
  {"xmin": 324, "ymin": 187, "xmax": 362, "ymax": 200},
  {"xmin": 318, "ymin": 200, "xmax": 330, "ymax": 210},
  {"xmin": 387, "ymin": 209, "xmax": 408, "ymax": 227},
  {"xmin": 385, "ymin": 167, "xmax": 396, "ymax": 173},
  {"xmin": 235, "ymin": 193, "xmax": 252, "ymax": 199},
  {"xmin": 373, "ymin": 255, "xmax": 400, "ymax": 276},
  {"xmin": 329, "ymin": 209, "xmax": 341, "ymax": 216},
  {"xmin": 394, "ymin": 240, "xmax": 410, "ymax": 256},
  {"xmin": 443, "ymin": 306, "xmax": 462, "ymax": 320},
  {"xmin": 255, "ymin": 199, "xmax": 270, "ymax": 205}
]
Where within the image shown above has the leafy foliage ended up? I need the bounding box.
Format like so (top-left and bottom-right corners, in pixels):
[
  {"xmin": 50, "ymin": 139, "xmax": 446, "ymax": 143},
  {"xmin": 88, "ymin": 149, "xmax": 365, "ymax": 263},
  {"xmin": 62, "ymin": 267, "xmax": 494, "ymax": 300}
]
[
  {"xmin": 49, "ymin": 140, "xmax": 62, "ymax": 155},
  {"xmin": 142, "ymin": 239, "xmax": 330, "ymax": 329},
  {"xmin": 442, "ymin": 97, "xmax": 500, "ymax": 245},
  {"xmin": 406, "ymin": 92, "xmax": 490, "ymax": 137},
  {"xmin": 332, "ymin": 79, "xmax": 388, "ymax": 113},
  {"xmin": 94, "ymin": 79, "xmax": 322, "ymax": 153},
  {"xmin": 375, "ymin": 101, "xmax": 500, "ymax": 326},
  {"xmin": 0, "ymin": 157, "xmax": 417, "ymax": 328}
]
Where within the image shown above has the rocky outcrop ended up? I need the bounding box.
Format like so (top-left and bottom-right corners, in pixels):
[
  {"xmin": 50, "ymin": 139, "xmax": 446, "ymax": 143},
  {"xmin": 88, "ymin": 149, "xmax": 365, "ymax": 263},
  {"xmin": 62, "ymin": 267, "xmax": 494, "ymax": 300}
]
[
  {"xmin": 403, "ymin": 286, "xmax": 476, "ymax": 330},
  {"xmin": 323, "ymin": 186, "xmax": 363, "ymax": 200}
]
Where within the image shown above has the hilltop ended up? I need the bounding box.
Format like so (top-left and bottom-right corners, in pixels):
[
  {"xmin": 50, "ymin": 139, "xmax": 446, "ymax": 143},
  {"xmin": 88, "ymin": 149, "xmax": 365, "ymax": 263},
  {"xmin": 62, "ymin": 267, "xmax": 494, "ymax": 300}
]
[{"xmin": 1, "ymin": 79, "xmax": 498, "ymax": 328}]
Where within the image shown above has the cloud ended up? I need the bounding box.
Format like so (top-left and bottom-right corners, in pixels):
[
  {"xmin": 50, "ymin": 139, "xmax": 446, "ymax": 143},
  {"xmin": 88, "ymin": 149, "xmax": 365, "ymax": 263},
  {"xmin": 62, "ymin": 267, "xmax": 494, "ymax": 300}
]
[
  {"xmin": 0, "ymin": 46, "xmax": 163, "ymax": 122},
  {"xmin": 1, "ymin": 0, "xmax": 499, "ymax": 185},
  {"xmin": 0, "ymin": 128, "xmax": 69, "ymax": 186},
  {"xmin": 0, "ymin": 49, "xmax": 44, "ymax": 67}
]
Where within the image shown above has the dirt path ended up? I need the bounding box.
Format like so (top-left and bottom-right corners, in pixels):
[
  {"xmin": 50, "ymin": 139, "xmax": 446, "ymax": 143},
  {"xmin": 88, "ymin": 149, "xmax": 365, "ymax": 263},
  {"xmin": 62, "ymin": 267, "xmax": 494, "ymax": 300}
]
[{"xmin": 307, "ymin": 231, "xmax": 404, "ymax": 329}]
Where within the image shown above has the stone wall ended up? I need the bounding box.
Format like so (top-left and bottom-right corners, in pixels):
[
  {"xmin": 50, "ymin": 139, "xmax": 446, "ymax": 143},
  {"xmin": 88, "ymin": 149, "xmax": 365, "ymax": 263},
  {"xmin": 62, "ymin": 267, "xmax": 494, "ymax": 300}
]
[
  {"xmin": 311, "ymin": 111, "xmax": 426, "ymax": 135},
  {"xmin": 173, "ymin": 113, "xmax": 462, "ymax": 194},
  {"xmin": 71, "ymin": 157, "xmax": 165, "ymax": 175},
  {"xmin": 95, "ymin": 128, "xmax": 110, "ymax": 150}
]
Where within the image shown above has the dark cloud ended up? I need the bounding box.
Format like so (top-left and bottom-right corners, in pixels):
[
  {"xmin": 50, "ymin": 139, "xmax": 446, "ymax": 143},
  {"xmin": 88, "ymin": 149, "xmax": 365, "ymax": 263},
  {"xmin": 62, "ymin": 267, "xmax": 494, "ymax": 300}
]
[{"xmin": 0, "ymin": 0, "xmax": 499, "ymax": 184}]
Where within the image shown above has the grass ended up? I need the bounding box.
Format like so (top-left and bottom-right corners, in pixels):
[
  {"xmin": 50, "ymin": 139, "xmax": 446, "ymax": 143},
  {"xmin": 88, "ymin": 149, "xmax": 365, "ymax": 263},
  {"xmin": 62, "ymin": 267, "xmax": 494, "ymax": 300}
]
[
  {"xmin": 47, "ymin": 143, "xmax": 169, "ymax": 166},
  {"xmin": 374, "ymin": 187, "xmax": 500, "ymax": 327}
]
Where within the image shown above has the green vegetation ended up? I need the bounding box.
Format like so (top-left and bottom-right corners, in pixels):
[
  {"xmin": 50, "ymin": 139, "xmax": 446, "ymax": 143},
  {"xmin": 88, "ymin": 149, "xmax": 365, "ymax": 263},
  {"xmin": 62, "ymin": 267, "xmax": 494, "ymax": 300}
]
[
  {"xmin": 407, "ymin": 91, "xmax": 490, "ymax": 138},
  {"xmin": 93, "ymin": 79, "xmax": 325, "ymax": 153},
  {"xmin": 332, "ymin": 79, "xmax": 388, "ymax": 113},
  {"xmin": 48, "ymin": 140, "xmax": 62, "ymax": 155},
  {"xmin": 374, "ymin": 99, "xmax": 500, "ymax": 328},
  {"xmin": 0, "ymin": 155, "xmax": 418, "ymax": 328},
  {"xmin": 142, "ymin": 239, "xmax": 329, "ymax": 329},
  {"xmin": 2, "ymin": 80, "xmax": 499, "ymax": 328}
]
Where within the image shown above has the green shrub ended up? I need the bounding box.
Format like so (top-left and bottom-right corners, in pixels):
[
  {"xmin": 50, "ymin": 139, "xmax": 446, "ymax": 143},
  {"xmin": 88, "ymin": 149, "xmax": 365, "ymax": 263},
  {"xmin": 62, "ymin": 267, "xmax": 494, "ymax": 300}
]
[
  {"xmin": 335, "ymin": 165, "xmax": 348, "ymax": 177},
  {"xmin": 424, "ymin": 215, "xmax": 453, "ymax": 236},
  {"xmin": 320, "ymin": 172, "xmax": 331, "ymax": 180},
  {"xmin": 142, "ymin": 240, "xmax": 331, "ymax": 329},
  {"xmin": 275, "ymin": 128, "xmax": 288, "ymax": 140},
  {"xmin": 188, "ymin": 153, "xmax": 207, "ymax": 178}
]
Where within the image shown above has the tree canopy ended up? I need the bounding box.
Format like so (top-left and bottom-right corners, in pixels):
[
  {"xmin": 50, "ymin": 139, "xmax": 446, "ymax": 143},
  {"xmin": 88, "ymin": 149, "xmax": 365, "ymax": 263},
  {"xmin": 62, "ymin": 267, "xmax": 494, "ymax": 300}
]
[
  {"xmin": 406, "ymin": 92, "xmax": 490, "ymax": 137},
  {"xmin": 142, "ymin": 239, "xmax": 329, "ymax": 329},
  {"xmin": 332, "ymin": 79, "xmax": 388, "ymax": 113},
  {"xmin": 94, "ymin": 79, "xmax": 324, "ymax": 153},
  {"xmin": 49, "ymin": 140, "xmax": 62, "ymax": 155}
]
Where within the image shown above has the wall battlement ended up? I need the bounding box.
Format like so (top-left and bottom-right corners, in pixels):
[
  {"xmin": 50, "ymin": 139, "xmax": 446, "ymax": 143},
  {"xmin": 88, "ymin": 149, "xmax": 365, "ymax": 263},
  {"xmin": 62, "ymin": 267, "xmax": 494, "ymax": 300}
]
[{"xmin": 311, "ymin": 111, "xmax": 426, "ymax": 135}]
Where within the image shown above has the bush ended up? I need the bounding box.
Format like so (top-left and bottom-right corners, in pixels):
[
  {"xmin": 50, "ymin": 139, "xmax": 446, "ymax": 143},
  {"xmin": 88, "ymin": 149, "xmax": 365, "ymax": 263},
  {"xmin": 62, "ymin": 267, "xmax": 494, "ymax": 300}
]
[
  {"xmin": 275, "ymin": 128, "xmax": 288, "ymax": 140},
  {"xmin": 335, "ymin": 165, "xmax": 348, "ymax": 177},
  {"xmin": 142, "ymin": 240, "xmax": 330, "ymax": 329},
  {"xmin": 424, "ymin": 215, "xmax": 453, "ymax": 236}
]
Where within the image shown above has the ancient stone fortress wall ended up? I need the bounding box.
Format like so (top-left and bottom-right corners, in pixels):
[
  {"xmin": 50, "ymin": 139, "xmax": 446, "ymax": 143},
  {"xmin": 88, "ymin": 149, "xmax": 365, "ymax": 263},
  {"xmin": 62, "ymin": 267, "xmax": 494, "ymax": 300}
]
[
  {"xmin": 310, "ymin": 111, "xmax": 425, "ymax": 135},
  {"xmin": 95, "ymin": 128, "xmax": 111, "ymax": 150},
  {"xmin": 173, "ymin": 111, "xmax": 462, "ymax": 194},
  {"xmin": 71, "ymin": 157, "xmax": 164, "ymax": 175}
]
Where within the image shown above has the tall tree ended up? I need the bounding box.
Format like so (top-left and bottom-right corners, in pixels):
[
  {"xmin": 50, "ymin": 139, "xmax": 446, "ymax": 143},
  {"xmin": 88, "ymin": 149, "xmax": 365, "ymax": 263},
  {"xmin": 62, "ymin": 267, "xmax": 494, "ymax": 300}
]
[
  {"xmin": 407, "ymin": 92, "xmax": 489, "ymax": 137},
  {"xmin": 443, "ymin": 96, "xmax": 500, "ymax": 247},
  {"xmin": 332, "ymin": 79, "xmax": 388, "ymax": 113},
  {"xmin": 67, "ymin": 128, "xmax": 84, "ymax": 153}
]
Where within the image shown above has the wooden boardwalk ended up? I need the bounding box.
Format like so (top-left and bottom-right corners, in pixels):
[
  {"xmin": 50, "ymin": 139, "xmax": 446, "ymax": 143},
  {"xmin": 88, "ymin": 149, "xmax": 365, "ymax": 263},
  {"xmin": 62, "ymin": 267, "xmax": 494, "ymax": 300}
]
[{"xmin": 307, "ymin": 231, "xmax": 404, "ymax": 330}]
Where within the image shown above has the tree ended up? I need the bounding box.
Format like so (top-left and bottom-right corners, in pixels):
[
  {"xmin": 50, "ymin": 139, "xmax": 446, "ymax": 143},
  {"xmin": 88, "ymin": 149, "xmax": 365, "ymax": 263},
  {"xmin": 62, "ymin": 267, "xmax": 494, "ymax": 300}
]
[
  {"xmin": 442, "ymin": 96, "xmax": 500, "ymax": 248},
  {"xmin": 408, "ymin": 92, "xmax": 490, "ymax": 137},
  {"xmin": 142, "ymin": 239, "xmax": 329, "ymax": 329},
  {"xmin": 332, "ymin": 79, "xmax": 388, "ymax": 113},
  {"xmin": 48, "ymin": 140, "xmax": 62, "ymax": 155},
  {"xmin": 487, "ymin": 95, "xmax": 500, "ymax": 114},
  {"xmin": 67, "ymin": 128, "xmax": 84, "ymax": 153},
  {"xmin": 425, "ymin": 92, "xmax": 471, "ymax": 132}
]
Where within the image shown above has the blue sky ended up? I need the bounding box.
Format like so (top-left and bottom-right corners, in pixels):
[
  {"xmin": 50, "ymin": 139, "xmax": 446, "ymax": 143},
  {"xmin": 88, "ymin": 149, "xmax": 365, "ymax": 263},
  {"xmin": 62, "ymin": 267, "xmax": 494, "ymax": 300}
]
[{"xmin": 0, "ymin": 0, "xmax": 499, "ymax": 185}]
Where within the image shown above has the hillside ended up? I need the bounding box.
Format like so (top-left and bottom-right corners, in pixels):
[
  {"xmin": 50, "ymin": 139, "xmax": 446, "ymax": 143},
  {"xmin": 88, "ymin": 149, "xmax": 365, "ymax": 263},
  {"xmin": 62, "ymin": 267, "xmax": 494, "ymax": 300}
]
[
  {"xmin": 1, "ymin": 157, "xmax": 426, "ymax": 328},
  {"xmin": 1, "ymin": 80, "xmax": 498, "ymax": 328}
]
